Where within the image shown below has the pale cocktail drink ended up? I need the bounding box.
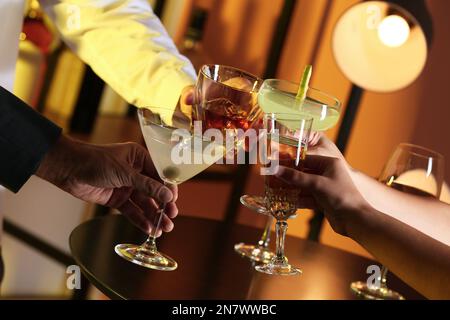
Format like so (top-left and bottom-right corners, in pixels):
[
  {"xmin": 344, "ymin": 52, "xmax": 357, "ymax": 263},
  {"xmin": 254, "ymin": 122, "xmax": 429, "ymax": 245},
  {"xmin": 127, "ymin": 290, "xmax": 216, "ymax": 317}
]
[
  {"xmin": 115, "ymin": 107, "xmax": 226, "ymax": 271},
  {"xmin": 141, "ymin": 123, "xmax": 225, "ymax": 184}
]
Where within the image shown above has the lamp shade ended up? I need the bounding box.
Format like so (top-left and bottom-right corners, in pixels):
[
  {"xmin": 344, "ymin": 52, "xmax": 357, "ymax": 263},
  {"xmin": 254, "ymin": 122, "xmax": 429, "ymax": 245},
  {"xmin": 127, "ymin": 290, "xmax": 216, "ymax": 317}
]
[{"xmin": 332, "ymin": 1, "xmax": 432, "ymax": 92}]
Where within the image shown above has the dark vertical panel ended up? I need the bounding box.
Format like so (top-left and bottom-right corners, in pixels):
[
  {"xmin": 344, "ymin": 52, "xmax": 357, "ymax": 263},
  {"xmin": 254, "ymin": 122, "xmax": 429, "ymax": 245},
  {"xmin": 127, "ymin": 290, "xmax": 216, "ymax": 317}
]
[
  {"xmin": 69, "ymin": 66, "xmax": 105, "ymax": 134},
  {"xmin": 263, "ymin": 0, "xmax": 297, "ymax": 79},
  {"xmin": 153, "ymin": 0, "xmax": 166, "ymax": 18},
  {"xmin": 36, "ymin": 45, "xmax": 64, "ymax": 113},
  {"xmin": 335, "ymin": 85, "xmax": 364, "ymax": 154},
  {"xmin": 308, "ymin": 1, "xmax": 333, "ymax": 65}
]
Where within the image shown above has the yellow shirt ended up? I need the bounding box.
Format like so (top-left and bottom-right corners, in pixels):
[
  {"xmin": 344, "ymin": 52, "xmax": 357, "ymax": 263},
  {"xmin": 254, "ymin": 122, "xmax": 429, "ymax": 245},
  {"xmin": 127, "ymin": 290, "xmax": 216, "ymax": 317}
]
[{"xmin": 40, "ymin": 0, "xmax": 197, "ymax": 111}]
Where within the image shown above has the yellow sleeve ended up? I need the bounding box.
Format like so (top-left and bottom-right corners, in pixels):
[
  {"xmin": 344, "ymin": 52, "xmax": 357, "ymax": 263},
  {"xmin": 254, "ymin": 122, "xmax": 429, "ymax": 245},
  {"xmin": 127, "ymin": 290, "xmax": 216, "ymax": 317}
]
[{"xmin": 41, "ymin": 0, "xmax": 197, "ymax": 110}]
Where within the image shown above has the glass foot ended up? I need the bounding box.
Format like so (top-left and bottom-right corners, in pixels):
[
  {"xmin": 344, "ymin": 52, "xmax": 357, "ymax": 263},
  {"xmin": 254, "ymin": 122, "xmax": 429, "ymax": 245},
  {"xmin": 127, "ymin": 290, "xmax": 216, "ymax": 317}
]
[
  {"xmin": 350, "ymin": 281, "xmax": 405, "ymax": 300},
  {"xmin": 115, "ymin": 244, "xmax": 177, "ymax": 271},
  {"xmin": 240, "ymin": 195, "xmax": 270, "ymax": 216},
  {"xmin": 234, "ymin": 243, "xmax": 274, "ymax": 263},
  {"xmin": 255, "ymin": 259, "xmax": 302, "ymax": 276},
  {"xmin": 240, "ymin": 195, "xmax": 297, "ymax": 218}
]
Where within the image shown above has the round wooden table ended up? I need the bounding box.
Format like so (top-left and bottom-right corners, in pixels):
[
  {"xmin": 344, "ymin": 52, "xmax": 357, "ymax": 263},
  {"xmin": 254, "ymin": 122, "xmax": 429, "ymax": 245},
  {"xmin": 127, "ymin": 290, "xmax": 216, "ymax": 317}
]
[{"xmin": 69, "ymin": 214, "xmax": 424, "ymax": 300}]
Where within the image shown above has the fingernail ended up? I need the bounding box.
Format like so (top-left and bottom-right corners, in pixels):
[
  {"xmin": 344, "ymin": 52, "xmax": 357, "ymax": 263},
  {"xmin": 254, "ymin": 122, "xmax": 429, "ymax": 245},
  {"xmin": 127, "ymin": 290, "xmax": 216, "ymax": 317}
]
[
  {"xmin": 158, "ymin": 186, "xmax": 173, "ymax": 203},
  {"xmin": 185, "ymin": 93, "xmax": 195, "ymax": 105},
  {"xmin": 275, "ymin": 166, "xmax": 286, "ymax": 177},
  {"xmin": 172, "ymin": 207, "xmax": 179, "ymax": 218}
]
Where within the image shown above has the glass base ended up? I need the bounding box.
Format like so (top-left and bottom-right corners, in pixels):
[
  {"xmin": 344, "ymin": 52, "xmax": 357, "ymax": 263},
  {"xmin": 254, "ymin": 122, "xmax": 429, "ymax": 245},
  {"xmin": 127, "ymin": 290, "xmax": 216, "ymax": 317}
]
[
  {"xmin": 350, "ymin": 281, "xmax": 405, "ymax": 300},
  {"xmin": 115, "ymin": 244, "xmax": 177, "ymax": 271},
  {"xmin": 234, "ymin": 243, "xmax": 274, "ymax": 264},
  {"xmin": 240, "ymin": 195, "xmax": 270, "ymax": 216},
  {"xmin": 240, "ymin": 195, "xmax": 297, "ymax": 219},
  {"xmin": 255, "ymin": 259, "xmax": 302, "ymax": 276}
]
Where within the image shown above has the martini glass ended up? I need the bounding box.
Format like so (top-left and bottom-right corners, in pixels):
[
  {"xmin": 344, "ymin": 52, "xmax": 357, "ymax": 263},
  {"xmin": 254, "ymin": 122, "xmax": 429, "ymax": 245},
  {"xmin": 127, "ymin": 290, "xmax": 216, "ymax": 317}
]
[
  {"xmin": 115, "ymin": 107, "xmax": 226, "ymax": 270},
  {"xmin": 236, "ymin": 79, "xmax": 341, "ymax": 263}
]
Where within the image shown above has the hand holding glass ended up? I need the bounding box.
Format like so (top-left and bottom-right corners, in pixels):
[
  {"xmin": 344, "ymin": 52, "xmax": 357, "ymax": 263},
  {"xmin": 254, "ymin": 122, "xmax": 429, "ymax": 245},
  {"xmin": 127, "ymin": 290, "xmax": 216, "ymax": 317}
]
[
  {"xmin": 236, "ymin": 79, "xmax": 340, "ymax": 263},
  {"xmin": 115, "ymin": 107, "xmax": 225, "ymax": 270},
  {"xmin": 254, "ymin": 113, "xmax": 313, "ymax": 276}
]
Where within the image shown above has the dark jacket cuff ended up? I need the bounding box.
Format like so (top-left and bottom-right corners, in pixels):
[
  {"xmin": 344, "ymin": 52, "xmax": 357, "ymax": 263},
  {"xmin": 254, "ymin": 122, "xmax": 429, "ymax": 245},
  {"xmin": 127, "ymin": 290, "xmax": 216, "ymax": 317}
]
[{"xmin": 0, "ymin": 86, "xmax": 62, "ymax": 193}]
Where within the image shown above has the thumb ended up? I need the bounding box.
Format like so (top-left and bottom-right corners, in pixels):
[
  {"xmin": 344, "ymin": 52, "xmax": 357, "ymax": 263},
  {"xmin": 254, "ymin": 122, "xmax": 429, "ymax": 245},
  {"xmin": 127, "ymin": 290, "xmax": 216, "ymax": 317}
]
[
  {"xmin": 308, "ymin": 131, "xmax": 322, "ymax": 147},
  {"xmin": 181, "ymin": 85, "xmax": 196, "ymax": 105},
  {"xmin": 131, "ymin": 172, "xmax": 173, "ymax": 203},
  {"xmin": 275, "ymin": 166, "xmax": 323, "ymax": 191}
]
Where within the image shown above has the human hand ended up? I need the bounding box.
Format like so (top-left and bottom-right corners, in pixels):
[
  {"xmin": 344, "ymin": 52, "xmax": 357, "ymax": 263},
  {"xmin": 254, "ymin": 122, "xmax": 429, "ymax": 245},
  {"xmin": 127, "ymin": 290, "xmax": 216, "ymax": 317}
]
[
  {"xmin": 36, "ymin": 135, "xmax": 178, "ymax": 236},
  {"xmin": 307, "ymin": 132, "xmax": 344, "ymax": 159},
  {"xmin": 180, "ymin": 84, "xmax": 196, "ymax": 112},
  {"xmin": 306, "ymin": 132, "xmax": 357, "ymax": 178},
  {"xmin": 275, "ymin": 155, "xmax": 370, "ymax": 236}
]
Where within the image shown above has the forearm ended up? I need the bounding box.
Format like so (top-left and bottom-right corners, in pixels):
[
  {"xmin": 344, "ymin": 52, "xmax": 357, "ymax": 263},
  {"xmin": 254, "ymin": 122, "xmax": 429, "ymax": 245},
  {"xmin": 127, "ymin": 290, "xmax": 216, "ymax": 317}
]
[
  {"xmin": 350, "ymin": 168, "xmax": 450, "ymax": 245},
  {"xmin": 347, "ymin": 206, "xmax": 450, "ymax": 299},
  {"xmin": 42, "ymin": 0, "xmax": 196, "ymax": 110}
]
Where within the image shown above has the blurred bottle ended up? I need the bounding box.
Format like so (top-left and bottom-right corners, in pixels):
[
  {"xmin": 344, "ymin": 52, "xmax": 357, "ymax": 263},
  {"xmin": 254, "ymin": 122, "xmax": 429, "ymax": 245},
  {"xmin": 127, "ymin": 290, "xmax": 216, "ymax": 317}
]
[
  {"xmin": 22, "ymin": 0, "xmax": 55, "ymax": 55},
  {"xmin": 179, "ymin": 7, "xmax": 212, "ymax": 72},
  {"xmin": 15, "ymin": 0, "xmax": 58, "ymax": 107}
]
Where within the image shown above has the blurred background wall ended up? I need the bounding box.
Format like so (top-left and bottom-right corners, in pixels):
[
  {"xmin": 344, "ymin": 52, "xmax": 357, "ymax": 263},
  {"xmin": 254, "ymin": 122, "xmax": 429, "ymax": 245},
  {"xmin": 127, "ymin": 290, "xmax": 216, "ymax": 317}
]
[{"xmin": 2, "ymin": 0, "xmax": 450, "ymax": 298}]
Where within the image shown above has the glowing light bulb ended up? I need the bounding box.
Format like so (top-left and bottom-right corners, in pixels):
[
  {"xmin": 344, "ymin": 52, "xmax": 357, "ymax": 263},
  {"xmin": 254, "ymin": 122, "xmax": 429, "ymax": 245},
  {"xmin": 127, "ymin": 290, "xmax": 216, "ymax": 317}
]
[{"xmin": 377, "ymin": 15, "xmax": 410, "ymax": 47}]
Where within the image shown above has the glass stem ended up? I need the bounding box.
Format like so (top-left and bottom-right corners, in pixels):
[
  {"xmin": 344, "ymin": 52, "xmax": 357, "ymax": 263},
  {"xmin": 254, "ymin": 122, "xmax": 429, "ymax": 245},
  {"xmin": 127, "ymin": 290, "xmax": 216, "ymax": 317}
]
[
  {"xmin": 275, "ymin": 220, "xmax": 288, "ymax": 262},
  {"xmin": 257, "ymin": 216, "xmax": 273, "ymax": 248},
  {"xmin": 379, "ymin": 266, "xmax": 389, "ymax": 289},
  {"xmin": 141, "ymin": 181, "xmax": 172, "ymax": 253},
  {"xmin": 141, "ymin": 204, "xmax": 165, "ymax": 254}
]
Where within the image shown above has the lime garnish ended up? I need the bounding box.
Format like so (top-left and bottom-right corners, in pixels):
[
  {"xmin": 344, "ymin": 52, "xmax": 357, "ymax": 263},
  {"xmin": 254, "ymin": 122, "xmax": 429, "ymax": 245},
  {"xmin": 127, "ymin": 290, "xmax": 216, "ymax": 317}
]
[{"xmin": 296, "ymin": 65, "xmax": 312, "ymax": 104}]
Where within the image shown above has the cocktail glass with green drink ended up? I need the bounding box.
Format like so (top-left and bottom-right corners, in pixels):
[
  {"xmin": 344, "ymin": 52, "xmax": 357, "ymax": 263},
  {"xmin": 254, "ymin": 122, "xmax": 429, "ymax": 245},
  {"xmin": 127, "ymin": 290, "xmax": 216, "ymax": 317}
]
[{"xmin": 235, "ymin": 66, "xmax": 341, "ymax": 264}]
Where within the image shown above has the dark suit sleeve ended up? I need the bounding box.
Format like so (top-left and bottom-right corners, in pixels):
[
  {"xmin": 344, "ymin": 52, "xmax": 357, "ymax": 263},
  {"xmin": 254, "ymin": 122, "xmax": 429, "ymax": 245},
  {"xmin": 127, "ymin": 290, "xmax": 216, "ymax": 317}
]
[{"xmin": 0, "ymin": 86, "xmax": 62, "ymax": 193}]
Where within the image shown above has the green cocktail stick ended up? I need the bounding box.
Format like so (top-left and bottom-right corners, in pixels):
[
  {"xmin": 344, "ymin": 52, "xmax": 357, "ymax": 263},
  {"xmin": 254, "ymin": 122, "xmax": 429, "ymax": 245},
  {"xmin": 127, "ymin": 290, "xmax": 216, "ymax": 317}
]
[{"xmin": 296, "ymin": 64, "xmax": 312, "ymax": 107}]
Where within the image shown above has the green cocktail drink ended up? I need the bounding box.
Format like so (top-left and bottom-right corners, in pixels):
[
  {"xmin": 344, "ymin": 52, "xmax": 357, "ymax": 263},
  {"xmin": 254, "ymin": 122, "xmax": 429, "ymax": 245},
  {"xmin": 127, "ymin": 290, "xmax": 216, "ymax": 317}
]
[{"xmin": 258, "ymin": 79, "xmax": 341, "ymax": 131}]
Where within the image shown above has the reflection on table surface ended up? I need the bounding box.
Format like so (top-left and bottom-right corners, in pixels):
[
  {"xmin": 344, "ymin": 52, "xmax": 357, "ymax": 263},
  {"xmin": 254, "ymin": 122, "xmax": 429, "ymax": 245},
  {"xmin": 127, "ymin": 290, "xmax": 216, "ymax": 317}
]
[{"xmin": 69, "ymin": 214, "xmax": 424, "ymax": 300}]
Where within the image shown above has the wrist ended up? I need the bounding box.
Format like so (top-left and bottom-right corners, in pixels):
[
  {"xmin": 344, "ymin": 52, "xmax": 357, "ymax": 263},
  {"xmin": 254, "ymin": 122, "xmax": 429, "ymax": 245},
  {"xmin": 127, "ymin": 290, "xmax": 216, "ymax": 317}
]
[
  {"xmin": 345, "ymin": 202, "xmax": 378, "ymax": 242},
  {"xmin": 346, "ymin": 162, "xmax": 358, "ymax": 177},
  {"xmin": 35, "ymin": 135, "xmax": 77, "ymax": 186}
]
